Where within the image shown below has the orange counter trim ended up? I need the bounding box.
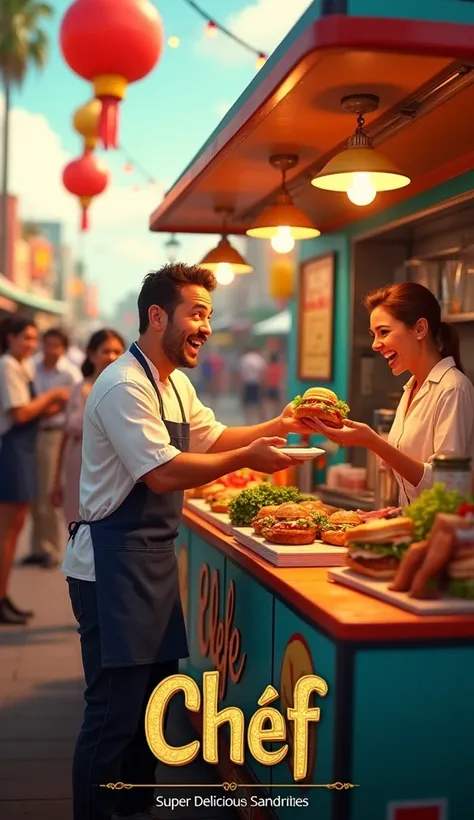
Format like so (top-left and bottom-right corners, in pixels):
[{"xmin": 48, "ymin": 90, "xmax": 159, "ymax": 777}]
[{"xmin": 184, "ymin": 509, "xmax": 474, "ymax": 643}]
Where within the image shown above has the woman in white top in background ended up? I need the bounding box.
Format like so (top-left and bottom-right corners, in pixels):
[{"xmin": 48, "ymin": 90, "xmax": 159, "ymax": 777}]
[
  {"xmin": 0, "ymin": 316, "xmax": 71, "ymax": 625},
  {"xmin": 310, "ymin": 282, "xmax": 474, "ymax": 505},
  {"xmin": 51, "ymin": 328, "xmax": 125, "ymax": 526}
]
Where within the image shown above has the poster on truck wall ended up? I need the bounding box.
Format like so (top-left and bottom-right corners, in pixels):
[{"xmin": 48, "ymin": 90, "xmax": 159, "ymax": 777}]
[{"xmin": 298, "ymin": 252, "xmax": 335, "ymax": 381}]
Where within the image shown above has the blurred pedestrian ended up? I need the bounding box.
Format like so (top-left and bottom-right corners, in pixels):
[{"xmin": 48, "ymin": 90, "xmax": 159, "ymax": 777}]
[
  {"xmin": 22, "ymin": 329, "xmax": 82, "ymax": 569},
  {"xmin": 51, "ymin": 329, "xmax": 125, "ymax": 527},
  {"xmin": 265, "ymin": 350, "xmax": 285, "ymax": 418},
  {"xmin": 0, "ymin": 316, "xmax": 71, "ymax": 625},
  {"xmin": 238, "ymin": 346, "xmax": 266, "ymax": 424}
]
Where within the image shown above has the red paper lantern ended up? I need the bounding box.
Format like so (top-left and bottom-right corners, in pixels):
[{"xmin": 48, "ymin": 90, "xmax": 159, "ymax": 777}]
[
  {"xmin": 60, "ymin": 0, "xmax": 164, "ymax": 149},
  {"xmin": 62, "ymin": 153, "xmax": 109, "ymax": 231}
]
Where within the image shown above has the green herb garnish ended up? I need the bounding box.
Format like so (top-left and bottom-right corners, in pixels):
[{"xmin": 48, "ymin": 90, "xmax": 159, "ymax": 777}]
[
  {"xmin": 229, "ymin": 484, "xmax": 302, "ymax": 527},
  {"xmin": 403, "ymin": 483, "xmax": 473, "ymax": 542}
]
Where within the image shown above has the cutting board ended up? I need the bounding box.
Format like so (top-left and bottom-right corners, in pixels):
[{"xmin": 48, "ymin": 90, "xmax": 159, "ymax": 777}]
[
  {"xmin": 328, "ymin": 567, "xmax": 474, "ymax": 615},
  {"xmin": 233, "ymin": 527, "xmax": 347, "ymax": 567},
  {"xmin": 184, "ymin": 498, "xmax": 233, "ymax": 535}
]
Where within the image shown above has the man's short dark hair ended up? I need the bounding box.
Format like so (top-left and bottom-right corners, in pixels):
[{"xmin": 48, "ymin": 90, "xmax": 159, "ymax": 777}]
[
  {"xmin": 138, "ymin": 263, "xmax": 217, "ymax": 334},
  {"xmin": 43, "ymin": 327, "xmax": 69, "ymax": 349}
]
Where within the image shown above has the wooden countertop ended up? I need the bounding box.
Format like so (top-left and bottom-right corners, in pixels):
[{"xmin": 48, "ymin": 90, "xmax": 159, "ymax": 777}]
[{"xmin": 183, "ymin": 509, "xmax": 474, "ymax": 643}]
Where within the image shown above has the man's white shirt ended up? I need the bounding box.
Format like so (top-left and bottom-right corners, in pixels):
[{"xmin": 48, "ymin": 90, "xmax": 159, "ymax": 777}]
[{"xmin": 61, "ymin": 348, "xmax": 226, "ymax": 581}]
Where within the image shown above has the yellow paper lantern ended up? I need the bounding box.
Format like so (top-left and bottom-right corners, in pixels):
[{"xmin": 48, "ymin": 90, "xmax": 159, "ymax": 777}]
[
  {"xmin": 73, "ymin": 99, "xmax": 102, "ymax": 152},
  {"xmin": 269, "ymin": 257, "xmax": 293, "ymax": 300}
]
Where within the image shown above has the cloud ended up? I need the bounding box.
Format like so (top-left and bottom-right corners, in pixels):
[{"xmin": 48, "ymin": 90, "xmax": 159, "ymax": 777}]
[{"xmin": 197, "ymin": 0, "xmax": 314, "ymax": 64}]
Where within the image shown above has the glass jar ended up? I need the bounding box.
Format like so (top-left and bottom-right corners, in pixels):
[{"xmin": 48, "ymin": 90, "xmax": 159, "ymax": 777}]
[{"xmin": 432, "ymin": 455, "xmax": 472, "ymax": 495}]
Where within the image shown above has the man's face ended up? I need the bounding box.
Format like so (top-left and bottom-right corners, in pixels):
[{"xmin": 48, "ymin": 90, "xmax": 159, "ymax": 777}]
[
  {"xmin": 43, "ymin": 335, "xmax": 66, "ymax": 365},
  {"xmin": 162, "ymin": 284, "xmax": 213, "ymax": 368}
]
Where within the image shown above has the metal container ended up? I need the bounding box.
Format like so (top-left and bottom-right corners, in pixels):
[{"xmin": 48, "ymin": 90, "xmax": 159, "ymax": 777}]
[
  {"xmin": 366, "ymin": 408, "xmax": 399, "ymax": 508},
  {"xmin": 432, "ymin": 455, "xmax": 472, "ymax": 495}
]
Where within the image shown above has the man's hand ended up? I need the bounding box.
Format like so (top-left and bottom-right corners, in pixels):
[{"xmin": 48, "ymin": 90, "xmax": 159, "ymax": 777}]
[
  {"xmin": 244, "ymin": 437, "xmax": 301, "ymax": 473},
  {"xmin": 277, "ymin": 402, "xmax": 321, "ymax": 437}
]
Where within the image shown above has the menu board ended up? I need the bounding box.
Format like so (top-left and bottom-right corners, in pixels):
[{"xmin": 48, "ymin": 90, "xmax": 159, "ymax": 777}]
[{"xmin": 298, "ymin": 252, "xmax": 335, "ymax": 381}]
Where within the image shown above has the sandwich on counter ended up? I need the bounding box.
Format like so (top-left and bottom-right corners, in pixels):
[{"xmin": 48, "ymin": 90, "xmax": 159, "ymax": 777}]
[
  {"xmin": 321, "ymin": 511, "xmax": 363, "ymax": 546},
  {"xmin": 261, "ymin": 518, "xmax": 318, "ymax": 546},
  {"xmin": 344, "ymin": 516, "xmax": 414, "ymax": 579},
  {"xmin": 251, "ymin": 505, "xmax": 280, "ymax": 535},
  {"xmin": 390, "ymin": 506, "xmax": 474, "ymax": 598}
]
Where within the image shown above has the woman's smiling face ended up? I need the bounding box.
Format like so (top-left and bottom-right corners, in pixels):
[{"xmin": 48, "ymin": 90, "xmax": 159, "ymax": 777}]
[{"xmin": 369, "ymin": 305, "xmax": 421, "ymax": 377}]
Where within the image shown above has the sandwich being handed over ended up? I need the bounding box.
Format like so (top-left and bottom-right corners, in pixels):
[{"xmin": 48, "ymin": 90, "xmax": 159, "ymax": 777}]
[{"xmin": 292, "ymin": 388, "xmax": 350, "ymax": 429}]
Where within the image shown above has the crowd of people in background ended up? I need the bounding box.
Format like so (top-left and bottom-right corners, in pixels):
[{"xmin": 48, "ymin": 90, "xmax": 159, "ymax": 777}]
[
  {"xmin": 0, "ymin": 315, "xmax": 125, "ymax": 625},
  {"xmin": 0, "ymin": 313, "xmax": 283, "ymax": 626},
  {"xmin": 198, "ymin": 346, "xmax": 286, "ymax": 423}
]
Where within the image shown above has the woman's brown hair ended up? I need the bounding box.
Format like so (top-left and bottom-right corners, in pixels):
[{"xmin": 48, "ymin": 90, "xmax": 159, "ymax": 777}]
[
  {"xmin": 364, "ymin": 282, "xmax": 464, "ymax": 373},
  {"xmin": 81, "ymin": 328, "xmax": 125, "ymax": 378}
]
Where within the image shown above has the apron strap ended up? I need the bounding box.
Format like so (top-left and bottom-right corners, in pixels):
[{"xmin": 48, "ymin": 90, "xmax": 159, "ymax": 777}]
[
  {"xmin": 129, "ymin": 343, "xmax": 187, "ymax": 423},
  {"xmin": 129, "ymin": 342, "xmax": 164, "ymax": 417},
  {"xmin": 169, "ymin": 376, "xmax": 187, "ymax": 424}
]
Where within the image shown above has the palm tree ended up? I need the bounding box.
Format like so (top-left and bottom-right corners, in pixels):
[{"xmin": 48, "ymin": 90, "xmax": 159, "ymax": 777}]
[{"xmin": 0, "ymin": 0, "xmax": 53, "ymax": 277}]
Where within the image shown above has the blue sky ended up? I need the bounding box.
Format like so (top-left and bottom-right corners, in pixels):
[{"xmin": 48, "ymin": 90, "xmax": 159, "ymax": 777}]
[{"xmin": 4, "ymin": 0, "xmax": 312, "ymax": 312}]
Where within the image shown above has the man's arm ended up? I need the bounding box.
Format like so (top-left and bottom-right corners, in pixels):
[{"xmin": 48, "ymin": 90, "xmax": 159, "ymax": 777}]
[
  {"xmin": 207, "ymin": 418, "xmax": 284, "ymax": 452},
  {"xmin": 95, "ymin": 382, "xmax": 297, "ymax": 495},
  {"xmin": 142, "ymin": 436, "xmax": 298, "ymax": 494}
]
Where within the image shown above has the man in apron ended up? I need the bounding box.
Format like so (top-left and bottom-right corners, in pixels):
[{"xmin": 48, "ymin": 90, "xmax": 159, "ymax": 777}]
[{"xmin": 62, "ymin": 263, "xmax": 306, "ymax": 820}]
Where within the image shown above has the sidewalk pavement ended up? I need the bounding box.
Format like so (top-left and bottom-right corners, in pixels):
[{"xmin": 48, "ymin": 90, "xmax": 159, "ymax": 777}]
[{"xmin": 0, "ymin": 525, "xmax": 237, "ymax": 820}]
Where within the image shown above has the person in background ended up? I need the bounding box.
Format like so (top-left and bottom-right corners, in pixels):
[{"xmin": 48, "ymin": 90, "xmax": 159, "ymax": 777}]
[
  {"xmin": 238, "ymin": 346, "xmax": 267, "ymax": 424},
  {"xmin": 51, "ymin": 329, "xmax": 126, "ymax": 527},
  {"xmin": 0, "ymin": 316, "xmax": 71, "ymax": 625},
  {"xmin": 310, "ymin": 282, "xmax": 474, "ymax": 505},
  {"xmin": 264, "ymin": 350, "xmax": 285, "ymax": 419},
  {"xmin": 22, "ymin": 329, "xmax": 82, "ymax": 569}
]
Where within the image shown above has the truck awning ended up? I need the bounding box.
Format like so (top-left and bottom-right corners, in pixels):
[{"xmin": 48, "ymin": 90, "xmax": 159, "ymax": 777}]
[{"xmin": 149, "ymin": 1, "xmax": 474, "ymax": 238}]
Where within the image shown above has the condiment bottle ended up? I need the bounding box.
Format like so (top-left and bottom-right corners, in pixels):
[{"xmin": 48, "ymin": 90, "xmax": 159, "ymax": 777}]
[{"xmin": 432, "ymin": 455, "xmax": 472, "ymax": 495}]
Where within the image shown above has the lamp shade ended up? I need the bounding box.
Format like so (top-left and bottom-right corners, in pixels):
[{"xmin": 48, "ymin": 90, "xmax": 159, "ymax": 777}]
[
  {"xmin": 200, "ymin": 236, "xmax": 253, "ymax": 274},
  {"xmin": 311, "ymin": 145, "xmax": 410, "ymax": 192},
  {"xmin": 246, "ymin": 192, "xmax": 320, "ymax": 239}
]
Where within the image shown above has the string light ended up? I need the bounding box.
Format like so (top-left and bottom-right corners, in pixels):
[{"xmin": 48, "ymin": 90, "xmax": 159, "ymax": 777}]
[
  {"xmin": 206, "ymin": 20, "xmax": 218, "ymax": 38},
  {"xmin": 182, "ymin": 0, "xmax": 267, "ymax": 66},
  {"xmin": 168, "ymin": 35, "xmax": 180, "ymax": 48}
]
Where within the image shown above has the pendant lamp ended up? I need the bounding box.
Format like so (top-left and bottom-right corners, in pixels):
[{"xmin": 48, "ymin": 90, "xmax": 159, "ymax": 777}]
[
  {"xmin": 311, "ymin": 94, "xmax": 410, "ymax": 206},
  {"xmin": 246, "ymin": 154, "xmax": 320, "ymax": 252},
  {"xmin": 200, "ymin": 207, "xmax": 253, "ymax": 285}
]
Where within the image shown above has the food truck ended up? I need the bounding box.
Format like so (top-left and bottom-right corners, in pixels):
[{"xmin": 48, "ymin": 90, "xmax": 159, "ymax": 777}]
[{"xmin": 150, "ymin": 3, "xmax": 474, "ymax": 818}]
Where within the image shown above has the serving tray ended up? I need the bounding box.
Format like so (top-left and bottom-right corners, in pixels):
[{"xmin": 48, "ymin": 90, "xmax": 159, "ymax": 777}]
[
  {"xmin": 233, "ymin": 527, "xmax": 347, "ymax": 567},
  {"xmin": 184, "ymin": 498, "xmax": 233, "ymax": 535},
  {"xmin": 328, "ymin": 567, "xmax": 474, "ymax": 615}
]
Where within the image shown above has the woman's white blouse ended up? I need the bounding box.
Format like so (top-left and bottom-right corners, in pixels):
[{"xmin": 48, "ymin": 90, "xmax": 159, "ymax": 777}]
[
  {"xmin": 387, "ymin": 357, "xmax": 474, "ymax": 505},
  {"xmin": 0, "ymin": 354, "xmax": 34, "ymax": 437}
]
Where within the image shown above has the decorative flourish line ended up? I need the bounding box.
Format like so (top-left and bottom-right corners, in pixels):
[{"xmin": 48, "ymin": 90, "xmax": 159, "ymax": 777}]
[{"xmin": 100, "ymin": 781, "xmax": 358, "ymax": 790}]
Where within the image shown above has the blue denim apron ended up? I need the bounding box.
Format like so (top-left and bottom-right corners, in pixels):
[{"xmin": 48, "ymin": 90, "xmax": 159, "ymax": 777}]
[
  {"xmin": 0, "ymin": 380, "xmax": 39, "ymax": 502},
  {"xmin": 71, "ymin": 343, "xmax": 189, "ymax": 668}
]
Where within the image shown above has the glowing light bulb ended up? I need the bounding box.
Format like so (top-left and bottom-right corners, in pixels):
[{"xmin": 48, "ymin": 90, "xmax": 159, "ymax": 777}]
[
  {"xmin": 168, "ymin": 35, "xmax": 180, "ymax": 48},
  {"xmin": 347, "ymin": 172, "xmax": 376, "ymax": 206},
  {"xmin": 215, "ymin": 263, "xmax": 235, "ymax": 285},
  {"xmin": 256, "ymin": 54, "xmax": 266, "ymax": 70},
  {"xmin": 270, "ymin": 226, "xmax": 295, "ymax": 254},
  {"xmin": 206, "ymin": 21, "xmax": 218, "ymax": 38}
]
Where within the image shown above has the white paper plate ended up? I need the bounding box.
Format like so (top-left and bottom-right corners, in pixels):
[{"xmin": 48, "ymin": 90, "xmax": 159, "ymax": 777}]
[{"xmin": 276, "ymin": 447, "xmax": 325, "ymax": 461}]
